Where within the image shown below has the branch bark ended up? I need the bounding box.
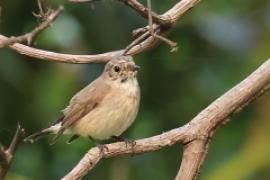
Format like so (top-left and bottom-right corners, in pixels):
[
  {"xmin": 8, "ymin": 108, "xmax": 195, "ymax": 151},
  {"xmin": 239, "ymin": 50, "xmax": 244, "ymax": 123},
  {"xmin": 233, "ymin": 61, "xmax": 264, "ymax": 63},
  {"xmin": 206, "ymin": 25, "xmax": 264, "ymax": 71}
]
[
  {"xmin": 62, "ymin": 58, "xmax": 270, "ymax": 179},
  {"xmin": 0, "ymin": 5, "xmax": 63, "ymax": 48},
  {"xmin": 0, "ymin": 0, "xmax": 200, "ymax": 64},
  {"xmin": 0, "ymin": 124, "xmax": 25, "ymax": 179},
  {"xmin": 118, "ymin": 0, "xmax": 173, "ymax": 25},
  {"xmin": 62, "ymin": 125, "xmax": 190, "ymax": 180},
  {"xmin": 175, "ymin": 140, "xmax": 209, "ymax": 180},
  {"xmin": 2, "ymin": 0, "xmax": 266, "ymax": 179}
]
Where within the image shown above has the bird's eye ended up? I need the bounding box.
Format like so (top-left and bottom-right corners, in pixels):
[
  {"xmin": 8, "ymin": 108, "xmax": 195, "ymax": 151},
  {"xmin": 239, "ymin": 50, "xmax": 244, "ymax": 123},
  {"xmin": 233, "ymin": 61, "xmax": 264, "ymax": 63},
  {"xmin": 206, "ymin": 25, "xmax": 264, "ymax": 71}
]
[{"xmin": 114, "ymin": 66, "xmax": 120, "ymax": 72}]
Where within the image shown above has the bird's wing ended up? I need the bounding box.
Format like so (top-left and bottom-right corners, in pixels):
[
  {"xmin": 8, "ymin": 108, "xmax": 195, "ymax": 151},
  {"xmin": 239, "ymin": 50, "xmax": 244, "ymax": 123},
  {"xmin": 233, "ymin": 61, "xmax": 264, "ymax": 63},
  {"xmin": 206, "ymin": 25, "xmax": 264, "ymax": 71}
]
[{"xmin": 61, "ymin": 78, "xmax": 110, "ymax": 131}]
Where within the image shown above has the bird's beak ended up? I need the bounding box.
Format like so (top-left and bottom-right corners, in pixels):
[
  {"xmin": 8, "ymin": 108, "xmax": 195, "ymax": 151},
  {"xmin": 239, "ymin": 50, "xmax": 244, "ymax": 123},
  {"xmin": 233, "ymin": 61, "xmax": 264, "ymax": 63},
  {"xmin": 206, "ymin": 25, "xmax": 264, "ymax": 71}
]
[{"xmin": 132, "ymin": 65, "xmax": 140, "ymax": 71}]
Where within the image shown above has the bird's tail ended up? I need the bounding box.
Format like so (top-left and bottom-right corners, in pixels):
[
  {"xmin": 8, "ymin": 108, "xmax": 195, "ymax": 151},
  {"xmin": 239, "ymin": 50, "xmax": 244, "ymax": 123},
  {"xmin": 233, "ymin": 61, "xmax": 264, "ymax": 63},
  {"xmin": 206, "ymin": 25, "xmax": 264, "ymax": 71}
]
[{"xmin": 24, "ymin": 123, "xmax": 62, "ymax": 143}]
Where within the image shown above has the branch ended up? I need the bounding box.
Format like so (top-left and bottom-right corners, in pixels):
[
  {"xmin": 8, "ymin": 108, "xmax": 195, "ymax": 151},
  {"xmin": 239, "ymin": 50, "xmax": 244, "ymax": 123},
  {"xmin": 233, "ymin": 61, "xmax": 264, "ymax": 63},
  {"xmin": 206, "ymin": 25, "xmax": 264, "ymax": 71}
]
[
  {"xmin": 0, "ymin": 0, "xmax": 200, "ymax": 64},
  {"xmin": 0, "ymin": 124, "xmax": 25, "ymax": 179},
  {"xmin": 118, "ymin": 0, "xmax": 173, "ymax": 25},
  {"xmin": 145, "ymin": 0, "xmax": 178, "ymax": 52},
  {"xmin": 0, "ymin": 36, "xmax": 123, "ymax": 63},
  {"xmin": 0, "ymin": 145, "xmax": 8, "ymax": 170},
  {"xmin": 175, "ymin": 140, "xmax": 208, "ymax": 180},
  {"xmin": 68, "ymin": 0, "xmax": 96, "ymax": 2},
  {"xmin": 62, "ymin": 126, "xmax": 189, "ymax": 180},
  {"xmin": 63, "ymin": 58, "xmax": 270, "ymax": 180},
  {"xmin": 0, "ymin": 5, "xmax": 63, "ymax": 48}
]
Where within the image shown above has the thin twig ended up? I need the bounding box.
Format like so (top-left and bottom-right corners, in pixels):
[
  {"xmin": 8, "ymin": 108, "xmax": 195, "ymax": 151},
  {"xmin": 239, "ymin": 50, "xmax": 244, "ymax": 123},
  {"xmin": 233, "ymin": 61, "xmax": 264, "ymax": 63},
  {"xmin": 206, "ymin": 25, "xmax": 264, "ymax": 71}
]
[
  {"xmin": 0, "ymin": 145, "xmax": 8, "ymax": 179},
  {"xmin": 154, "ymin": 35, "xmax": 178, "ymax": 52},
  {"xmin": 36, "ymin": 0, "xmax": 45, "ymax": 18},
  {"xmin": 123, "ymin": 28, "xmax": 153, "ymax": 55},
  {"xmin": 118, "ymin": 0, "xmax": 173, "ymax": 25},
  {"xmin": 68, "ymin": 0, "xmax": 97, "ymax": 2},
  {"xmin": 7, "ymin": 124, "xmax": 25, "ymax": 156},
  {"xmin": 124, "ymin": 0, "xmax": 178, "ymax": 54},
  {"xmin": 0, "ymin": 145, "xmax": 8, "ymax": 169},
  {"xmin": 0, "ymin": 124, "xmax": 25, "ymax": 180},
  {"xmin": 132, "ymin": 26, "xmax": 149, "ymax": 38},
  {"xmin": 0, "ymin": 5, "xmax": 63, "ymax": 48},
  {"xmin": 147, "ymin": 0, "xmax": 154, "ymax": 35},
  {"xmin": 146, "ymin": 0, "xmax": 178, "ymax": 52},
  {"xmin": 0, "ymin": 0, "xmax": 199, "ymax": 63}
]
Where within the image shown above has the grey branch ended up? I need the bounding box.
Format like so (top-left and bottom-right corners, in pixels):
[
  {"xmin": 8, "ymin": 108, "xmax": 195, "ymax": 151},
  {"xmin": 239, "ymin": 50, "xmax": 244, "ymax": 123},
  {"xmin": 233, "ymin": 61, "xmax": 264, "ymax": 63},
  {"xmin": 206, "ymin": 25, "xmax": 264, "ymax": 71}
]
[
  {"xmin": 62, "ymin": 58, "xmax": 270, "ymax": 180},
  {"xmin": 0, "ymin": 124, "xmax": 25, "ymax": 179},
  {"xmin": 0, "ymin": 0, "xmax": 200, "ymax": 64}
]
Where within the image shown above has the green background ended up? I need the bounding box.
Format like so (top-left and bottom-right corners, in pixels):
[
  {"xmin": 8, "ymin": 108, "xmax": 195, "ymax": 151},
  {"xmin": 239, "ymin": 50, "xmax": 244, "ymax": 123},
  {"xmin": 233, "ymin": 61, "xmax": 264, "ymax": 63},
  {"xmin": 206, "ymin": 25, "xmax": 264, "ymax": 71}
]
[{"xmin": 0, "ymin": 0, "xmax": 270, "ymax": 179}]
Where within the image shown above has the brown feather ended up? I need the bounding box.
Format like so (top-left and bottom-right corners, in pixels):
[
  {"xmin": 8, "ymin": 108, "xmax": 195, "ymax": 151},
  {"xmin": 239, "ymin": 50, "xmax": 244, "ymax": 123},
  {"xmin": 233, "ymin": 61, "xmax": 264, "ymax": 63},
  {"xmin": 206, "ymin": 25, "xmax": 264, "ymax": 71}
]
[{"xmin": 57, "ymin": 76, "xmax": 110, "ymax": 136}]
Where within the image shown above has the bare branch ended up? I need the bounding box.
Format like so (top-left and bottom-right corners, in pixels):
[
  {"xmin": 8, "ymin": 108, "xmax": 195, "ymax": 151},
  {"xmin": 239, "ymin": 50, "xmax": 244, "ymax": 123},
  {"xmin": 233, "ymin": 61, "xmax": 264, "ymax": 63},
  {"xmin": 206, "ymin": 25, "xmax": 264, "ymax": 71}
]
[
  {"xmin": 0, "ymin": 35, "xmax": 123, "ymax": 63},
  {"xmin": 68, "ymin": 0, "xmax": 97, "ymax": 2},
  {"xmin": 0, "ymin": 145, "xmax": 8, "ymax": 169},
  {"xmin": 123, "ymin": 26, "xmax": 153, "ymax": 55},
  {"xmin": 68, "ymin": 0, "xmax": 95, "ymax": 3},
  {"xmin": 0, "ymin": 5, "xmax": 63, "ymax": 48},
  {"xmin": 1, "ymin": 1, "xmax": 268, "ymax": 179},
  {"xmin": 7, "ymin": 124, "xmax": 25, "ymax": 156},
  {"xmin": 146, "ymin": 0, "xmax": 178, "ymax": 52},
  {"xmin": 0, "ymin": 0, "xmax": 200, "ymax": 64},
  {"xmin": 175, "ymin": 140, "xmax": 208, "ymax": 180},
  {"xmin": 0, "ymin": 124, "xmax": 25, "ymax": 179},
  {"xmin": 163, "ymin": 0, "xmax": 200, "ymax": 23},
  {"xmin": 174, "ymin": 57, "xmax": 270, "ymax": 179},
  {"xmin": 117, "ymin": 0, "xmax": 173, "ymax": 25},
  {"xmin": 63, "ymin": 58, "xmax": 270, "ymax": 179},
  {"xmin": 62, "ymin": 125, "xmax": 189, "ymax": 180}
]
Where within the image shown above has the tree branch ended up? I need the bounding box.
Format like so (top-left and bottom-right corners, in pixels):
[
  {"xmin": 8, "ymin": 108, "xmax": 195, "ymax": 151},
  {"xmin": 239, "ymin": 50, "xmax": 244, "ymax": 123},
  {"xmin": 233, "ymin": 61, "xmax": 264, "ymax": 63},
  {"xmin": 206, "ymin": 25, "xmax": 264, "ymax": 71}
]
[
  {"xmin": 0, "ymin": 145, "xmax": 8, "ymax": 170},
  {"xmin": 117, "ymin": 0, "xmax": 173, "ymax": 25},
  {"xmin": 0, "ymin": 124, "xmax": 25, "ymax": 179},
  {"xmin": 62, "ymin": 125, "xmax": 189, "ymax": 179},
  {"xmin": 68, "ymin": 0, "xmax": 96, "ymax": 2},
  {"xmin": 62, "ymin": 58, "xmax": 270, "ymax": 179},
  {"xmin": 175, "ymin": 140, "xmax": 208, "ymax": 180},
  {"xmin": 0, "ymin": 0, "xmax": 200, "ymax": 64},
  {"xmin": 0, "ymin": 5, "xmax": 63, "ymax": 48}
]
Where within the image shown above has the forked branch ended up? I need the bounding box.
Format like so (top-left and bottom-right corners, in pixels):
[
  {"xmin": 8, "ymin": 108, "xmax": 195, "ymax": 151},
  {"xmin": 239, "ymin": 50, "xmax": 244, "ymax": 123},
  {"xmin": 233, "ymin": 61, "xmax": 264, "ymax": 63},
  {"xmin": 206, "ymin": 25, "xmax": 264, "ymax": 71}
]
[
  {"xmin": 2, "ymin": 0, "xmax": 266, "ymax": 180},
  {"xmin": 0, "ymin": 124, "xmax": 25, "ymax": 179},
  {"xmin": 0, "ymin": 0, "xmax": 200, "ymax": 63},
  {"xmin": 0, "ymin": 4, "xmax": 63, "ymax": 48}
]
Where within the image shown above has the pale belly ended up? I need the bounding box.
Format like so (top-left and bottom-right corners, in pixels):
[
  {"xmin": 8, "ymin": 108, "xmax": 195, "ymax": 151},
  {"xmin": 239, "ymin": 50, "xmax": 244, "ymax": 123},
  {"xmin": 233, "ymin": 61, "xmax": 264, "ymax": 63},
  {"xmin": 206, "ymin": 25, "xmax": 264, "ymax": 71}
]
[{"xmin": 71, "ymin": 91, "xmax": 139, "ymax": 140}]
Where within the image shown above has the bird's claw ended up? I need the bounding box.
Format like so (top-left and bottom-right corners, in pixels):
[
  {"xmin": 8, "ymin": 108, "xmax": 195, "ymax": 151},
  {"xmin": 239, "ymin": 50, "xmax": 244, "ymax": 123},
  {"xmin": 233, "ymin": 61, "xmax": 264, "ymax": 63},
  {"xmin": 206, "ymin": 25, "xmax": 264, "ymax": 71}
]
[
  {"xmin": 124, "ymin": 139, "xmax": 136, "ymax": 148},
  {"xmin": 111, "ymin": 136, "xmax": 136, "ymax": 152},
  {"xmin": 96, "ymin": 144, "xmax": 109, "ymax": 155}
]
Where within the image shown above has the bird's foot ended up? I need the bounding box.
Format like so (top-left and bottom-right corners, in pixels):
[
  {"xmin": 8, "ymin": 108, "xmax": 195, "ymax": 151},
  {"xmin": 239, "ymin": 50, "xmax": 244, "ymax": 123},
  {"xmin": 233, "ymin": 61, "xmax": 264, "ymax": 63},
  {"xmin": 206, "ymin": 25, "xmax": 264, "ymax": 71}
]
[
  {"xmin": 89, "ymin": 136, "xmax": 108, "ymax": 155},
  {"xmin": 111, "ymin": 136, "xmax": 136, "ymax": 149},
  {"xmin": 96, "ymin": 144, "xmax": 109, "ymax": 155}
]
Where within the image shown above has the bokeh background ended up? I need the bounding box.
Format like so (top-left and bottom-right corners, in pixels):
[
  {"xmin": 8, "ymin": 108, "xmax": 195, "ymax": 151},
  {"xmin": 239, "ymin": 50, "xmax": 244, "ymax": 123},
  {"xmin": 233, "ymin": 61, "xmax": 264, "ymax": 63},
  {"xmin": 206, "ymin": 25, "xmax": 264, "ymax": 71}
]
[{"xmin": 0, "ymin": 0, "xmax": 270, "ymax": 179}]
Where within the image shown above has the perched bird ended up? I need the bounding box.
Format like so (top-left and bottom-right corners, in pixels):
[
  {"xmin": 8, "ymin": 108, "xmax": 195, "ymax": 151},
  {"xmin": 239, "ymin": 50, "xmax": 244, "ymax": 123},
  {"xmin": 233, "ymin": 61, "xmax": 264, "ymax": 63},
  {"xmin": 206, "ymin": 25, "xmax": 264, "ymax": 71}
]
[{"xmin": 25, "ymin": 56, "xmax": 140, "ymax": 145}]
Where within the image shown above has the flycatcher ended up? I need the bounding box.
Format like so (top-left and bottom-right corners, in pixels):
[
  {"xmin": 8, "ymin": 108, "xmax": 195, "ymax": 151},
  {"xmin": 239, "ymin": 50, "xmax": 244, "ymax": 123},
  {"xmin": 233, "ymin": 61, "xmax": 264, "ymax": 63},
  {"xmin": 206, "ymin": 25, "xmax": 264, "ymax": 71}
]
[{"xmin": 25, "ymin": 56, "xmax": 140, "ymax": 144}]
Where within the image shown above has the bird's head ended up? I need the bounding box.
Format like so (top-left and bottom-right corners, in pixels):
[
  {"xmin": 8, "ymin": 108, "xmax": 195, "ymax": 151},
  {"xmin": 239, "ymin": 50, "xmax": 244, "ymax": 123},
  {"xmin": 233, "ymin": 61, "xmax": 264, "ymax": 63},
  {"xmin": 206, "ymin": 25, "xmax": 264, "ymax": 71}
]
[{"xmin": 104, "ymin": 56, "xmax": 140, "ymax": 83}]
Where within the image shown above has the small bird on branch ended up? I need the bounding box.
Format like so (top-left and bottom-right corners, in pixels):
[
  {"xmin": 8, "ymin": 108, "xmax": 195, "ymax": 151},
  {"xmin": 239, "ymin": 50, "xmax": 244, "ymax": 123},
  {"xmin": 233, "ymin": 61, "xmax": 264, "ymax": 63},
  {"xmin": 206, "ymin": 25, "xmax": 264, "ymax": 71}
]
[{"xmin": 25, "ymin": 56, "xmax": 140, "ymax": 146}]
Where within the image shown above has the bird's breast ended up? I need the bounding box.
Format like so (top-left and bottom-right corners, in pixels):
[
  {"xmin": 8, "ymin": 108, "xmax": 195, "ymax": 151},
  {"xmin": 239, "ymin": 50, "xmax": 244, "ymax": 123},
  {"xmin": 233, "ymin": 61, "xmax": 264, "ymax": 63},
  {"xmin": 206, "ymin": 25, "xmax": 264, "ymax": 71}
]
[{"xmin": 72, "ymin": 79, "xmax": 140, "ymax": 140}]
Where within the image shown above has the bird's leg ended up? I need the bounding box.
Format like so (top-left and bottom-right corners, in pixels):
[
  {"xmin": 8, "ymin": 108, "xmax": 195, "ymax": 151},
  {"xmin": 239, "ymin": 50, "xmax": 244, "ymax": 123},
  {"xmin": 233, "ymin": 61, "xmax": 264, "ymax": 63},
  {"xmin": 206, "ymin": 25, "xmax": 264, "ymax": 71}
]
[
  {"xmin": 67, "ymin": 134, "xmax": 80, "ymax": 144},
  {"xmin": 111, "ymin": 135, "xmax": 136, "ymax": 148},
  {"xmin": 88, "ymin": 136, "xmax": 108, "ymax": 155}
]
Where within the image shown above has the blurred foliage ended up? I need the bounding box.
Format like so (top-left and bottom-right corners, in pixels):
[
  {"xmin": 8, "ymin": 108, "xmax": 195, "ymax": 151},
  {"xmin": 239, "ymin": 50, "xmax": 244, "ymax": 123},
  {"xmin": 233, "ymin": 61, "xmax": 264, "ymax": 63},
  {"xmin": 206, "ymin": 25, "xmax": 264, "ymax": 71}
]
[{"xmin": 0, "ymin": 0, "xmax": 270, "ymax": 179}]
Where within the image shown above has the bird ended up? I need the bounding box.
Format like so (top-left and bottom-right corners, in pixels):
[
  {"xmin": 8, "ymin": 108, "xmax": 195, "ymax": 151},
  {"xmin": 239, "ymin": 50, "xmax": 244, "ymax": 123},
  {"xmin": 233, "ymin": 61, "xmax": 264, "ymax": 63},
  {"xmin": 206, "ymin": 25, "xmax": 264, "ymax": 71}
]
[{"xmin": 24, "ymin": 56, "xmax": 140, "ymax": 145}]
